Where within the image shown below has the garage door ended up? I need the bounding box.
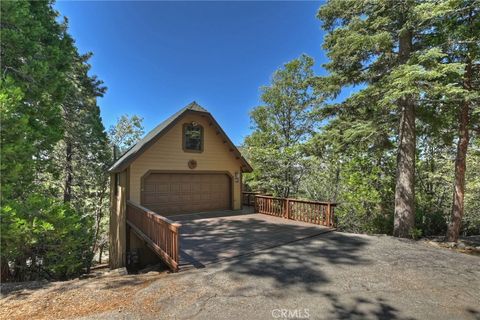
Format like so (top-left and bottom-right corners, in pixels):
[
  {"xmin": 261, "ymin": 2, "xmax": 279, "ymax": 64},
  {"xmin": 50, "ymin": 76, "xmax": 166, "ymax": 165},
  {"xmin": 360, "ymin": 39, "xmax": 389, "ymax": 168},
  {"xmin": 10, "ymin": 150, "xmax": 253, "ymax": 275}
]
[{"xmin": 141, "ymin": 173, "xmax": 231, "ymax": 215}]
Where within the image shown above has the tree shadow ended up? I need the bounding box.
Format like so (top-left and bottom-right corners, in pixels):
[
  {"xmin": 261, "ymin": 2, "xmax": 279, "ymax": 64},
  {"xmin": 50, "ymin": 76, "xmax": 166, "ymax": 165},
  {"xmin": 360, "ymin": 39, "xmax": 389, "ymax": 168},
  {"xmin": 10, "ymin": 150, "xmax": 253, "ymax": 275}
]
[
  {"xmin": 176, "ymin": 212, "xmax": 371, "ymax": 293},
  {"xmin": 173, "ymin": 211, "xmax": 426, "ymax": 319},
  {"xmin": 322, "ymin": 293, "xmax": 417, "ymax": 320},
  {"xmin": 1, "ymin": 280, "xmax": 53, "ymax": 299},
  {"xmin": 0, "ymin": 272, "xmax": 161, "ymax": 300}
]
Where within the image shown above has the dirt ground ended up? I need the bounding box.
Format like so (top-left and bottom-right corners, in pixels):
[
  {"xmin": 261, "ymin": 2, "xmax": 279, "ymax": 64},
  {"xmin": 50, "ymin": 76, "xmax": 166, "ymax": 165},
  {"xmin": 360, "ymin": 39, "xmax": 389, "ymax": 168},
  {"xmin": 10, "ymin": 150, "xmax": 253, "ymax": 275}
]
[{"xmin": 0, "ymin": 269, "xmax": 167, "ymax": 320}]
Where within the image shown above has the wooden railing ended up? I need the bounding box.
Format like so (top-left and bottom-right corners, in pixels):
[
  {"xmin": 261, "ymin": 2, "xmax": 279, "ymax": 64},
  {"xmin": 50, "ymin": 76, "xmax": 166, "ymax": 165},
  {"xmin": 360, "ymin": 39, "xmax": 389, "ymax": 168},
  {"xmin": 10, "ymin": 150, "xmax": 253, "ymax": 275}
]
[
  {"xmin": 126, "ymin": 200, "xmax": 181, "ymax": 272},
  {"xmin": 253, "ymin": 194, "xmax": 336, "ymax": 227},
  {"xmin": 242, "ymin": 191, "xmax": 259, "ymax": 206}
]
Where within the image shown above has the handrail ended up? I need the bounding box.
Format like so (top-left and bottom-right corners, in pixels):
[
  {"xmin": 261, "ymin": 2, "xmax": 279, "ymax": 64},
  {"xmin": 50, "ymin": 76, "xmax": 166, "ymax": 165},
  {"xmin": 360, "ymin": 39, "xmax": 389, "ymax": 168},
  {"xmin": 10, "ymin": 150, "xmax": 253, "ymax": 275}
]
[
  {"xmin": 247, "ymin": 193, "xmax": 336, "ymax": 228},
  {"xmin": 249, "ymin": 194, "xmax": 336, "ymax": 206},
  {"xmin": 127, "ymin": 200, "xmax": 181, "ymax": 229},
  {"xmin": 126, "ymin": 200, "xmax": 181, "ymax": 271}
]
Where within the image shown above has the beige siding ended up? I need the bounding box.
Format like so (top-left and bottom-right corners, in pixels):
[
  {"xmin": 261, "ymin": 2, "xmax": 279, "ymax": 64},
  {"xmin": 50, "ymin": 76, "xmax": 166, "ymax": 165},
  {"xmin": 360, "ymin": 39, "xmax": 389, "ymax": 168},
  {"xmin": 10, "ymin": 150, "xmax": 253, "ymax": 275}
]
[
  {"xmin": 130, "ymin": 114, "xmax": 243, "ymax": 210},
  {"xmin": 109, "ymin": 169, "xmax": 128, "ymax": 269}
]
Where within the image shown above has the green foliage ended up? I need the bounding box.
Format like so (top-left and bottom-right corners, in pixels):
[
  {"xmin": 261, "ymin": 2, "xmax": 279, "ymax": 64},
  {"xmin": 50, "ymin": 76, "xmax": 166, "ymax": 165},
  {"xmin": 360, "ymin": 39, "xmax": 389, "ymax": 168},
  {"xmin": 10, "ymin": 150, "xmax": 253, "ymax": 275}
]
[
  {"xmin": 244, "ymin": 55, "xmax": 319, "ymax": 198},
  {"xmin": 409, "ymin": 228, "xmax": 423, "ymax": 240},
  {"xmin": 311, "ymin": 0, "xmax": 479, "ymax": 236},
  {"xmin": 108, "ymin": 114, "xmax": 145, "ymax": 154},
  {"xmin": 1, "ymin": 1, "xmax": 110, "ymax": 281},
  {"xmin": 1, "ymin": 195, "xmax": 92, "ymax": 280},
  {"xmin": 245, "ymin": 0, "xmax": 480, "ymax": 237},
  {"xmin": 463, "ymin": 138, "xmax": 480, "ymax": 235}
]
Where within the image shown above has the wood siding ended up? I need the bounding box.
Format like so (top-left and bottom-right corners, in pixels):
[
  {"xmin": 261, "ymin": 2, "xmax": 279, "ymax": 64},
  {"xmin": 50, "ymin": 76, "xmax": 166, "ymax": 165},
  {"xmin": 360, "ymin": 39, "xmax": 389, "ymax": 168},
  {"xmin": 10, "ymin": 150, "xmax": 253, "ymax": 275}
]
[{"xmin": 129, "ymin": 114, "xmax": 243, "ymax": 210}]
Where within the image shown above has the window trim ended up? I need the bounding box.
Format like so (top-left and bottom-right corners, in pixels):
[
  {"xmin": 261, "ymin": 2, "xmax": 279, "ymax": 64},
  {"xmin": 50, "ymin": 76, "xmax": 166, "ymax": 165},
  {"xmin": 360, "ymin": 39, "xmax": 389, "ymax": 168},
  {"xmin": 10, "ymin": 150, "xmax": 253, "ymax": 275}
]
[{"xmin": 182, "ymin": 122, "xmax": 204, "ymax": 153}]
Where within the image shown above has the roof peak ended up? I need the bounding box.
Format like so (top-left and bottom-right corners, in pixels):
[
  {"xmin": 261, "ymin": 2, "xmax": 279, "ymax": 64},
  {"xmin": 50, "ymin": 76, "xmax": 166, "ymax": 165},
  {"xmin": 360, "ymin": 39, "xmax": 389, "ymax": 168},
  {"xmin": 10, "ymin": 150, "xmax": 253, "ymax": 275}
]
[
  {"xmin": 108, "ymin": 101, "xmax": 253, "ymax": 173},
  {"xmin": 184, "ymin": 101, "xmax": 208, "ymax": 113}
]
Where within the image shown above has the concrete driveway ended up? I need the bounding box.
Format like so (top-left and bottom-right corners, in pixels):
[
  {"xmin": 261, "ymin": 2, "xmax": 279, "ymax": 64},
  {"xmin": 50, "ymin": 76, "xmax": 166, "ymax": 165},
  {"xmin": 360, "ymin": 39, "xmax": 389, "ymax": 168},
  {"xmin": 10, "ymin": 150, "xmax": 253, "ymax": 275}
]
[{"xmin": 173, "ymin": 209, "xmax": 333, "ymax": 269}]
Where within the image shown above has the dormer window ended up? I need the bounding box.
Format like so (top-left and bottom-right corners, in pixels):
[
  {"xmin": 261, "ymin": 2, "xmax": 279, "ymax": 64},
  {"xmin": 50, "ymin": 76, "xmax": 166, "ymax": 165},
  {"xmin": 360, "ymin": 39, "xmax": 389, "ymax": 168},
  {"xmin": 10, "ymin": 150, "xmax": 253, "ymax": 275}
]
[{"xmin": 183, "ymin": 122, "xmax": 203, "ymax": 152}]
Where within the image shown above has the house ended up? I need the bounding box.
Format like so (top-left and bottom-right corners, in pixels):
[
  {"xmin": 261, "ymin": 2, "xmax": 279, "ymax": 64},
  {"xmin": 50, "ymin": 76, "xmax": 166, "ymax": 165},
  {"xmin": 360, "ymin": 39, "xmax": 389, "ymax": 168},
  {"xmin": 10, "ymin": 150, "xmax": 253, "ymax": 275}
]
[{"xmin": 108, "ymin": 102, "xmax": 253, "ymax": 269}]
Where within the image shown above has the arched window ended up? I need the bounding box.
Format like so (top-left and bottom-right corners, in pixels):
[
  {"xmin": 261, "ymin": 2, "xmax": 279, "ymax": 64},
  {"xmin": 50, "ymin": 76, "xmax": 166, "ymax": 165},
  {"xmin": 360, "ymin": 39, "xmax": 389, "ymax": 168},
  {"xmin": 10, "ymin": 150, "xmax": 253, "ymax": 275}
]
[{"xmin": 183, "ymin": 122, "xmax": 203, "ymax": 152}]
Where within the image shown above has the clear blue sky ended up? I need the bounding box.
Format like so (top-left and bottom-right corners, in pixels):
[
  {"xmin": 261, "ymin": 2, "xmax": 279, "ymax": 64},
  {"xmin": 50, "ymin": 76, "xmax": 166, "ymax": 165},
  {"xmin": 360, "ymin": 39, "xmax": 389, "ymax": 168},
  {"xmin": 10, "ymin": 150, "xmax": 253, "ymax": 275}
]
[{"xmin": 55, "ymin": 1, "xmax": 331, "ymax": 145}]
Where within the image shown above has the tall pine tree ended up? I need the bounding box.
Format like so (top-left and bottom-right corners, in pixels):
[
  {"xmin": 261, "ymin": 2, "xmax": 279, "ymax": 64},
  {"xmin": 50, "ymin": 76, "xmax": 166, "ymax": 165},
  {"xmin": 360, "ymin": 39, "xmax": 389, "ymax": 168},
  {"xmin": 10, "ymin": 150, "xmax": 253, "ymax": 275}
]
[{"xmin": 317, "ymin": 0, "xmax": 467, "ymax": 237}]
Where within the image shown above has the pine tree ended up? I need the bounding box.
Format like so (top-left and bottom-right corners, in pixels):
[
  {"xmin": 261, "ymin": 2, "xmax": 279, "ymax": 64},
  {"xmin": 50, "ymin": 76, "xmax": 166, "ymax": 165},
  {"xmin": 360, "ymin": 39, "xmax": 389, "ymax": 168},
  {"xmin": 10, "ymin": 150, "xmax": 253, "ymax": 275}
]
[
  {"xmin": 1, "ymin": 1, "xmax": 111, "ymax": 280},
  {"xmin": 316, "ymin": 0, "xmax": 468, "ymax": 237},
  {"xmin": 436, "ymin": 0, "xmax": 480, "ymax": 241},
  {"xmin": 244, "ymin": 55, "xmax": 318, "ymax": 198}
]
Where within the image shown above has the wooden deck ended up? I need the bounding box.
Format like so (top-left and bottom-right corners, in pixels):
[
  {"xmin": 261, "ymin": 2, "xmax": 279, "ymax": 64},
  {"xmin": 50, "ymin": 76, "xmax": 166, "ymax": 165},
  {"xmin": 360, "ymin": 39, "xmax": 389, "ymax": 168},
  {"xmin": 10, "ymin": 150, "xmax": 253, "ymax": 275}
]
[
  {"xmin": 126, "ymin": 194, "xmax": 336, "ymax": 272},
  {"xmin": 173, "ymin": 208, "xmax": 334, "ymax": 270}
]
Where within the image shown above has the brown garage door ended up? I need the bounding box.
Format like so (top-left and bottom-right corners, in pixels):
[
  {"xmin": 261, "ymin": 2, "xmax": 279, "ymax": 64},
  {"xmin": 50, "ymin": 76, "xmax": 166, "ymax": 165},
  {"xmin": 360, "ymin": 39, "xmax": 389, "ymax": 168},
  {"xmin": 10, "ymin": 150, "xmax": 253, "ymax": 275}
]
[{"xmin": 141, "ymin": 173, "xmax": 231, "ymax": 215}]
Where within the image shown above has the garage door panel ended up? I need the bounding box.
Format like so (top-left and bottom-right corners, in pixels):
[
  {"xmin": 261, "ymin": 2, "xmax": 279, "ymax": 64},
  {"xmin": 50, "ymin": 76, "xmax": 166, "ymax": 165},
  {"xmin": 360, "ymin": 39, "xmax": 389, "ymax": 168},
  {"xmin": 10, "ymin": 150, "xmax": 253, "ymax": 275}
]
[
  {"xmin": 192, "ymin": 184, "xmax": 202, "ymax": 192},
  {"xmin": 156, "ymin": 183, "xmax": 169, "ymax": 193},
  {"xmin": 143, "ymin": 183, "xmax": 156, "ymax": 192},
  {"xmin": 142, "ymin": 193, "xmax": 157, "ymax": 203},
  {"xmin": 170, "ymin": 184, "xmax": 180, "ymax": 192},
  {"xmin": 141, "ymin": 173, "xmax": 231, "ymax": 215}
]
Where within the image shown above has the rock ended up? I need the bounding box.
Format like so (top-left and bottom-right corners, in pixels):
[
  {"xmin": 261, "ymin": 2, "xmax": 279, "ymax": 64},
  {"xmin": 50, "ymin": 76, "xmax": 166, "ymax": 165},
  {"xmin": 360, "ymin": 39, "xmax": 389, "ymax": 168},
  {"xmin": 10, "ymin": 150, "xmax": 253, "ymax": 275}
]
[
  {"xmin": 457, "ymin": 242, "xmax": 466, "ymax": 249},
  {"xmin": 106, "ymin": 267, "xmax": 128, "ymax": 276},
  {"xmin": 446, "ymin": 242, "xmax": 456, "ymax": 248},
  {"xmin": 428, "ymin": 241, "xmax": 440, "ymax": 248}
]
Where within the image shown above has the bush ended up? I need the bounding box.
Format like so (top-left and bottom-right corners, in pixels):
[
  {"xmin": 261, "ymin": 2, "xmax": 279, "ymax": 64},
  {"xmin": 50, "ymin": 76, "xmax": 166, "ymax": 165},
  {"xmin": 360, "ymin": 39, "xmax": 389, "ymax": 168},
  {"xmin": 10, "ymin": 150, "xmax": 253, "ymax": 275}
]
[{"xmin": 1, "ymin": 194, "xmax": 93, "ymax": 281}]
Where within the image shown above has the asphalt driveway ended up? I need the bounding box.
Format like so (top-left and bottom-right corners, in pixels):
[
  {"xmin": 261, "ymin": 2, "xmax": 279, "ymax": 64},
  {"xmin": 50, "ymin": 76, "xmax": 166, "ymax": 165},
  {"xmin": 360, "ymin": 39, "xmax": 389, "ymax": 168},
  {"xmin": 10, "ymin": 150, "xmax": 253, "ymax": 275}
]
[
  {"xmin": 4, "ymin": 210, "xmax": 478, "ymax": 320},
  {"xmin": 82, "ymin": 230, "xmax": 480, "ymax": 320}
]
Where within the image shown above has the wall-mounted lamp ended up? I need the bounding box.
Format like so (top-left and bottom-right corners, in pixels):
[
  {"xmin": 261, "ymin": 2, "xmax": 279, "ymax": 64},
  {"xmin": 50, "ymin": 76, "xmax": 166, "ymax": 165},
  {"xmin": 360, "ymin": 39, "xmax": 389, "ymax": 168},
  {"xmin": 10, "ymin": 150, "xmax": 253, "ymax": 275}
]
[{"xmin": 234, "ymin": 171, "xmax": 240, "ymax": 183}]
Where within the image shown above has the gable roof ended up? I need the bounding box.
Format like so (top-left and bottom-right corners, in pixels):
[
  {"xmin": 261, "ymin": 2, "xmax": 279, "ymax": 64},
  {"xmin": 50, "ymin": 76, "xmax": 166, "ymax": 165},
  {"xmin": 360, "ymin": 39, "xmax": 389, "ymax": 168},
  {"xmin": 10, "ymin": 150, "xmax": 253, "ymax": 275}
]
[{"xmin": 108, "ymin": 101, "xmax": 253, "ymax": 173}]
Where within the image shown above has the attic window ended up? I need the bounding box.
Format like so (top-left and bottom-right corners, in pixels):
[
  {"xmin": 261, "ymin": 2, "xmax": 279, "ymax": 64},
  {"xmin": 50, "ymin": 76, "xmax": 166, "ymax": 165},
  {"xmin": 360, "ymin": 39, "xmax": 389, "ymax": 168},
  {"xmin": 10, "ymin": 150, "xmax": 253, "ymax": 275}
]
[{"xmin": 183, "ymin": 122, "xmax": 203, "ymax": 152}]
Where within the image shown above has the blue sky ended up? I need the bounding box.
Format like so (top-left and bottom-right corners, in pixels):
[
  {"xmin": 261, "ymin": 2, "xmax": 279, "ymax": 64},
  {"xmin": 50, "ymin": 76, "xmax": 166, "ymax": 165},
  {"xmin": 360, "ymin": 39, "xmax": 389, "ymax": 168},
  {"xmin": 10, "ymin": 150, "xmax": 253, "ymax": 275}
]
[{"xmin": 55, "ymin": 1, "xmax": 330, "ymax": 145}]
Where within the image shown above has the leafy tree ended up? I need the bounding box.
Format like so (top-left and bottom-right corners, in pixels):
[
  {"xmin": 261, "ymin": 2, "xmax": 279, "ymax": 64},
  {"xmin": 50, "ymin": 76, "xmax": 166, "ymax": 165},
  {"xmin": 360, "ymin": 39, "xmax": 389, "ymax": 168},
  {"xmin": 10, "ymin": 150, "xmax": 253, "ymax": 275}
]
[
  {"xmin": 244, "ymin": 55, "xmax": 319, "ymax": 198},
  {"xmin": 108, "ymin": 114, "xmax": 144, "ymax": 154}
]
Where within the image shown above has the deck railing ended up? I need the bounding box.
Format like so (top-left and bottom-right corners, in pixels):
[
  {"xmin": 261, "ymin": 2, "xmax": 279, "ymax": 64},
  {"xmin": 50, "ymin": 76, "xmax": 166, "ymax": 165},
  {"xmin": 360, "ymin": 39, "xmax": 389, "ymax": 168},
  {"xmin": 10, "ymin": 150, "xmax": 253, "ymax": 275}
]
[
  {"xmin": 126, "ymin": 200, "xmax": 181, "ymax": 271},
  {"xmin": 251, "ymin": 194, "xmax": 336, "ymax": 227},
  {"xmin": 242, "ymin": 191, "xmax": 260, "ymax": 206}
]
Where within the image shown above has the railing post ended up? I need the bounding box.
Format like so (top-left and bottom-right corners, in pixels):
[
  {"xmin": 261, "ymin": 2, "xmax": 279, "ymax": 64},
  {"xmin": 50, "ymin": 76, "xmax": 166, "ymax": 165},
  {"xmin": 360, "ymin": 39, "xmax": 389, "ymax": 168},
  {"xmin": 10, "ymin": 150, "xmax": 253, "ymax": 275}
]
[
  {"xmin": 285, "ymin": 198, "xmax": 290, "ymax": 220},
  {"xmin": 327, "ymin": 202, "xmax": 331, "ymax": 227},
  {"xmin": 254, "ymin": 195, "xmax": 258, "ymax": 212},
  {"xmin": 330, "ymin": 205, "xmax": 335, "ymax": 228},
  {"xmin": 173, "ymin": 223, "xmax": 181, "ymax": 271}
]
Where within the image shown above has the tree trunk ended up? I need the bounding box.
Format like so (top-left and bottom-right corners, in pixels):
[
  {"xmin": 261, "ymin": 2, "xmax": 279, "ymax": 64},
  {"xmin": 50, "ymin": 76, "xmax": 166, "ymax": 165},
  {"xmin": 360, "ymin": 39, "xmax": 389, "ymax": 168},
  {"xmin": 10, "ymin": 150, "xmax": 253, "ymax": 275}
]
[
  {"xmin": 446, "ymin": 61, "xmax": 472, "ymax": 242},
  {"xmin": 1, "ymin": 259, "xmax": 11, "ymax": 282},
  {"xmin": 63, "ymin": 140, "xmax": 73, "ymax": 202},
  {"xmin": 393, "ymin": 29, "xmax": 416, "ymax": 238},
  {"xmin": 99, "ymin": 245, "xmax": 103, "ymax": 264}
]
